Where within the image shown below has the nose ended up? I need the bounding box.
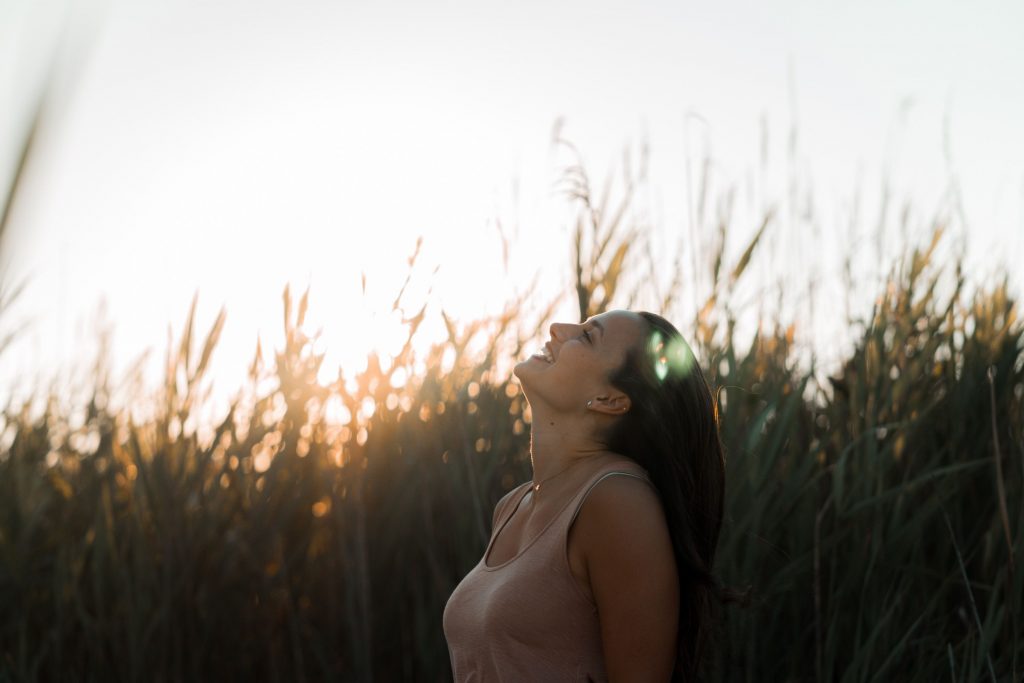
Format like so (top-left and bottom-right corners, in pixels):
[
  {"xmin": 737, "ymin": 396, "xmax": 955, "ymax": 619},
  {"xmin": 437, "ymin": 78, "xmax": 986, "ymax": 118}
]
[{"xmin": 549, "ymin": 321, "xmax": 578, "ymax": 341}]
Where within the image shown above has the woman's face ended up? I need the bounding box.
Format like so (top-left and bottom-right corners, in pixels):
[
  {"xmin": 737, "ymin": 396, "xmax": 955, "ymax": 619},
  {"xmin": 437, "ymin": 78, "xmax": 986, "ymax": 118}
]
[{"xmin": 513, "ymin": 309, "xmax": 647, "ymax": 414}]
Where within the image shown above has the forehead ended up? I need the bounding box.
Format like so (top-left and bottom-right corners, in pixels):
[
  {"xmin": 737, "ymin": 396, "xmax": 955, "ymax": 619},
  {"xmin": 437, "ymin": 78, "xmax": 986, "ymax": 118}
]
[{"xmin": 588, "ymin": 310, "xmax": 646, "ymax": 346}]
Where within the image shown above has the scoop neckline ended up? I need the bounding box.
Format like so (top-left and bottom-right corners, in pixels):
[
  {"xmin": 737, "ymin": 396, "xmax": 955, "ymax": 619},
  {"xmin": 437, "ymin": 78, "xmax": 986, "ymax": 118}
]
[
  {"xmin": 480, "ymin": 458, "xmax": 644, "ymax": 571},
  {"xmin": 481, "ymin": 482, "xmax": 580, "ymax": 571}
]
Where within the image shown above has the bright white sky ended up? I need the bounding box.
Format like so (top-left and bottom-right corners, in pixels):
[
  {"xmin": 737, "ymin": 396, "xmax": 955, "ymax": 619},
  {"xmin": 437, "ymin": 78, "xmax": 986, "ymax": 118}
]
[{"xmin": 2, "ymin": 0, "xmax": 1023, "ymax": 409}]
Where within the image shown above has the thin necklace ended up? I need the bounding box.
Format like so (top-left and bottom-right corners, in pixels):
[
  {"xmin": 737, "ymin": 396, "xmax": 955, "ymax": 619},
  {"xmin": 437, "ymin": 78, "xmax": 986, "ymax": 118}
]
[{"xmin": 531, "ymin": 458, "xmax": 587, "ymax": 493}]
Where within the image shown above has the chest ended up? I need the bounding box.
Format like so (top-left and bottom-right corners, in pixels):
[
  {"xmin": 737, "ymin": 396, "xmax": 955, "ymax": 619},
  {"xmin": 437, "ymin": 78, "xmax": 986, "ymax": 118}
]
[{"xmin": 485, "ymin": 491, "xmax": 594, "ymax": 602}]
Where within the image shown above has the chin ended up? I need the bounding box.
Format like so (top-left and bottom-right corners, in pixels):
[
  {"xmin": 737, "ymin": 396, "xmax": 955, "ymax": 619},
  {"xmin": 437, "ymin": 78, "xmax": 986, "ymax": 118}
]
[
  {"xmin": 511, "ymin": 360, "xmax": 537, "ymax": 390},
  {"xmin": 513, "ymin": 355, "xmax": 555, "ymax": 400},
  {"xmin": 512, "ymin": 359, "xmax": 528, "ymax": 382}
]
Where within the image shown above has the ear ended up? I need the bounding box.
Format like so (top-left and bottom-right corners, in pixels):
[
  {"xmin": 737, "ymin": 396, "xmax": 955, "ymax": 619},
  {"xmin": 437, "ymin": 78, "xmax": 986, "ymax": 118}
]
[{"xmin": 588, "ymin": 393, "xmax": 631, "ymax": 416}]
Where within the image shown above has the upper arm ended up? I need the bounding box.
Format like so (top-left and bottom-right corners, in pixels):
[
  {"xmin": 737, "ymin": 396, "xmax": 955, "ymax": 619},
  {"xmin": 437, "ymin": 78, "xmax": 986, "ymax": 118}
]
[{"xmin": 576, "ymin": 474, "xmax": 679, "ymax": 682}]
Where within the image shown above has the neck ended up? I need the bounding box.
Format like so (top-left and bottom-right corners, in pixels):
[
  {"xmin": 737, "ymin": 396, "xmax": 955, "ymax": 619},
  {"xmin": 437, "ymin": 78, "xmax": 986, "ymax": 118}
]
[{"xmin": 527, "ymin": 406, "xmax": 613, "ymax": 484}]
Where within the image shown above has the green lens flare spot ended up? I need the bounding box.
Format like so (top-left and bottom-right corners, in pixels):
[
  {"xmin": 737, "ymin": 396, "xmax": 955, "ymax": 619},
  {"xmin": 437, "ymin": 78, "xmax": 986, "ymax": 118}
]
[{"xmin": 648, "ymin": 330, "xmax": 695, "ymax": 382}]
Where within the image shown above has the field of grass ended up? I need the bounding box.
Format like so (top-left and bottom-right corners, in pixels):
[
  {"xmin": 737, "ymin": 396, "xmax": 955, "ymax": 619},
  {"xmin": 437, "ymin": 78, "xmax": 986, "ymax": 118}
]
[
  {"xmin": 1, "ymin": 212, "xmax": 1021, "ymax": 682},
  {"xmin": 1, "ymin": 108, "xmax": 1022, "ymax": 680}
]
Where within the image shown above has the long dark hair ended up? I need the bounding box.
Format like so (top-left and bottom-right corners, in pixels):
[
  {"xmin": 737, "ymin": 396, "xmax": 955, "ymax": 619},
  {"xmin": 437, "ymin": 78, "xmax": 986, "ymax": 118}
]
[{"xmin": 598, "ymin": 311, "xmax": 732, "ymax": 680}]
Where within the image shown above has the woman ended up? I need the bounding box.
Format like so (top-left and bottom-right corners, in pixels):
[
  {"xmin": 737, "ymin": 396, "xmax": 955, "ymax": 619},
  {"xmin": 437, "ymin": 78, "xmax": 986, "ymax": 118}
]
[{"xmin": 443, "ymin": 309, "xmax": 727, "ymax": 681}]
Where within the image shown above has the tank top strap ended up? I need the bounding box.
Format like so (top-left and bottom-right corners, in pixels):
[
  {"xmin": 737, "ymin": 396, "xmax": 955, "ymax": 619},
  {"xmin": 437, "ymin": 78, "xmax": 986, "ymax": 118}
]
[
  {"xmin": 492, "ymin": 459, "xmax": 655, "ymax": 543},
  {"xmin": 493, "ymin": 481, "xmax": 533, "ymax": 529},
  {"xmin": 558, "ymin": 459, "xmax": 657, "ymax": 532}
]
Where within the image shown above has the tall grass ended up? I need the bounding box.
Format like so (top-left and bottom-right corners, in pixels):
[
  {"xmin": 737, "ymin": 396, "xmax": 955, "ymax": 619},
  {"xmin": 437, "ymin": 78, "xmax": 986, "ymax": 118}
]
[
  {"xmin": 1, "ymin": 147, "xmax": 1021, "ymax": 682},
  {"xmin": 706, "ymin": 226, "xmax": 1022, "ymax": 682}
]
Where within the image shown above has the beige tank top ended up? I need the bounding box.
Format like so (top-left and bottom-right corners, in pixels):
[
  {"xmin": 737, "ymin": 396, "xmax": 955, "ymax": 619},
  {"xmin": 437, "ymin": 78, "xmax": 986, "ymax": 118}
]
[{"xmin": 442, "ymin": 459, "xmax": 655, "ymax": 682}]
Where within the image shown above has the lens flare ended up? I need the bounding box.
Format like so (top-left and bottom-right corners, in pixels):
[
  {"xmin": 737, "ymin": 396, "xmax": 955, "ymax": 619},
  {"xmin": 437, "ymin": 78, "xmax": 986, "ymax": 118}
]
[{"xmin": 648, "ymin": 330, "xmax": 695, "ymax": 382}]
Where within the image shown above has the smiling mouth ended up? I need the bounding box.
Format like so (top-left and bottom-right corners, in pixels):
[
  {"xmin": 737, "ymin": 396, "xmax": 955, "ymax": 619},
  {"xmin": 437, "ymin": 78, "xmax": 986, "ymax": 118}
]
[{"xmin": 530, "ymin": 346, "xmax": 555, "ymax": 363}]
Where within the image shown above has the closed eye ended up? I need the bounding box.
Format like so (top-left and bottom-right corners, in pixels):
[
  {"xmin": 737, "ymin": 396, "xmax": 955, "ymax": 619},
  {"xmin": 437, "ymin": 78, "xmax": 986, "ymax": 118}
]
[{"xmin": 580, "ymin": 329, "xmax": 592, "ymax": 344}]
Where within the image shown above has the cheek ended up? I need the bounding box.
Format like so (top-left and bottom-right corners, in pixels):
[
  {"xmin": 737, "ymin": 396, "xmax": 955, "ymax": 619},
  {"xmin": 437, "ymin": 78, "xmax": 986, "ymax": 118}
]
[{"xmin": 556, "ymin": 348, "xmax": 602, "ymax": 380}]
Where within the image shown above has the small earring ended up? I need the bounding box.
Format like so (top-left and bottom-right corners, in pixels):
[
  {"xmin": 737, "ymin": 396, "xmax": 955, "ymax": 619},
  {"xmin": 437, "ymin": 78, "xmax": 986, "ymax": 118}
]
[{"xmin": 587, "ymin": 400, "xmax": 593, "ymax": 407}]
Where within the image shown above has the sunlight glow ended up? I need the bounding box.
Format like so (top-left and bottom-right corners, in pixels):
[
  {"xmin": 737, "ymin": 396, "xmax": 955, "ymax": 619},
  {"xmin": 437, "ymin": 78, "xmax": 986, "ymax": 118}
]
[{"xmin": 1, "ymin": 0, "xmax": 1022, "ymax": 413}]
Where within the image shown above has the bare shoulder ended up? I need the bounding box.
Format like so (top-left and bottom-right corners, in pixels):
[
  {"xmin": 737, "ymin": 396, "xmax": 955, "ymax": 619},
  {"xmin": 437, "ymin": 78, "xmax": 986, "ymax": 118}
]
[{"xmin": 577, "ymin": 471, "xmax": 666, "ymax": 541}]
